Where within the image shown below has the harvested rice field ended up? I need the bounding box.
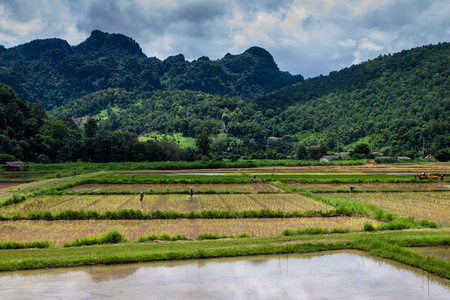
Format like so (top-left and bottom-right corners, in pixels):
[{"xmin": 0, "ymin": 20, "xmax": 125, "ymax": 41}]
[
  {"xmin": 0, "ymin": 216, "xmax": 377, "ymax": 245},
  {"xmin": 289, "ymin": 182, "xmax": 449, "ymax": 191},
  {"xmin": 0, "ymin": 193, "xmax": 329, "ymax": 214},
  {"xmin": 323, "ymin": 192, "xmax": 450, "ymax": 225}
]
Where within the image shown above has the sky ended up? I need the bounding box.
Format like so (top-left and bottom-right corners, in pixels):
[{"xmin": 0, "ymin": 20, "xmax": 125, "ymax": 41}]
[{"xmin": 0, "ymin": 0, "xmax": 449, "ymax": 78}]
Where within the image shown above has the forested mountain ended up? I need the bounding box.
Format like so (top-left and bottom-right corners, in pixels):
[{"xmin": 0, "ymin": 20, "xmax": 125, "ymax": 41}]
[
  {"xmin": 50, "ymin": 42, "xmax": 450, "ymax": 157},
  {"xmin": 1, "ymin": 30, "xmax": 449, "ymax": 161},
  {"xmin": 0, "ymin": 30, "xmax": 303, "ymax": 109},
  {"xmin": 256, "ymin": 42, "xmax": 450, "ymax": 153}
]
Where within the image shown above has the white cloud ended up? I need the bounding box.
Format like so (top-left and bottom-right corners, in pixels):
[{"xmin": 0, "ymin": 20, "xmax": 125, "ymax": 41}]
[{"xmin": 0, "ymin": 0, "xmax": 449, "ymax": 78}]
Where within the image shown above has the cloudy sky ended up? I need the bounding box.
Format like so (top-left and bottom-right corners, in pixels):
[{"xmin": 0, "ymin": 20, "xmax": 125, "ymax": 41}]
[{"xmin": 0, "ymin": 0, "xmax": 449, "ymax": 78}]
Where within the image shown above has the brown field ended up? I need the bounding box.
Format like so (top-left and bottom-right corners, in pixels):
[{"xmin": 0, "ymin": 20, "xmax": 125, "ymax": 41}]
[
  {"xmin": 0, "ymin": 217, "xmax": 377, "ymax": 245},
  {"xmin": 290, "ymin": 182, "xmax": 449, "ymax": 191},
  {"xmin": 0, "ymin": 183, "xmax": 19, "ymax": 189},
  {"xmin": 0, "ymin": 194, "xmax": 329, "ymax": 214},
  {"xmin": 323, "ymin": 192, "xmax": 450, "ymax": 225},
  {"xmin": 68, "ymin": 183, "xmax": 281, "ymax": 193}
]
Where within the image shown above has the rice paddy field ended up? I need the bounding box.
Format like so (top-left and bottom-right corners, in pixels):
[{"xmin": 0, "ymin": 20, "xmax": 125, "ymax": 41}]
[
  {"xmin": 0, "ymin": 166, "xmax": 449, "ymax": 248},
  {"xmin": 0, "ymin": 193, "xmax": 329, "ymax": 214},
  {"xmin": 1, "ymin": 163, "xmax": 450, "ymax": 279},
  {"xmin": 0, "ymin": 217, "xmax": 376, "ymax": 245},
  {"xmin": 324, "ymin": 191, "xmax": 450, "ymax": 225},
  {"xmin": 290, "ymin": 182, "xmax": 450, "ymax": 191}
]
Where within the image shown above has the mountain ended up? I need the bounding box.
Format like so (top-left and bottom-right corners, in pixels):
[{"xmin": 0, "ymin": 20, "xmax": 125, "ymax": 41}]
[
  {"xmin": 0, "ymin": 30, "xmax": 303, "ymax": 109},
  {"xmin": 253, "ymin": 42, "xmax": 450, "ymax": 154},
  {"xmin": 73, "ymin": 30, "xmax": 146, "ymax": 58},
  {"xmin": 51, "ymin": 43, "xmax": 450, "ymax": 156}
]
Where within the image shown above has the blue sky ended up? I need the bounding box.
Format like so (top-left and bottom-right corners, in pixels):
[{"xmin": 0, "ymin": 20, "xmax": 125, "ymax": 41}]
[{"xmin": 0, "ymin": 0, "xmax": 449, "ymax": 78}]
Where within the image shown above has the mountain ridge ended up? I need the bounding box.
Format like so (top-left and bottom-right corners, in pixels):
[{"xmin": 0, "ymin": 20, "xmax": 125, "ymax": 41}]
[{"xmin": 0, "ymin": 30, "xmax": 303, "ymax": 109}]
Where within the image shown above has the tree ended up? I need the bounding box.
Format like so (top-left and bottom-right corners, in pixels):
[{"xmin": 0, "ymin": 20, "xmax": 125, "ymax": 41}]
[
  {"xmin": 435, "ymin": 148, "xmax": 450, "ymax": 162},
  {"xmin": 307, "ymin": 144, "xmax": 328, "ymax": 160},
  {"xmin": 0, "ymin": 153, "xmax": 16, "ymax": 163},
  {"xmin": 351, "ymin": 143, "xmax": 370, "ymax": 158},
  {"xmin": 296, "ymin": 144, "xmax": 307, "ymax": 160},
  {"xmin": 196, "ymin": 133, "xmax": 211, "ymax": 156},
  {"xmin": 266, "ymin": 149, "xmax": 277, "ymax": 159},
  {"xmin": 83, "ymin": 118, "xmax": 98, "ymax": 139}
]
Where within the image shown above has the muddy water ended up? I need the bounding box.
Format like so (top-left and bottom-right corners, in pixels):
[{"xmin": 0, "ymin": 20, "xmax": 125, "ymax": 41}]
[{"xmin": 1, "ymin": 251, "xmax": 449, "ymax": 299}]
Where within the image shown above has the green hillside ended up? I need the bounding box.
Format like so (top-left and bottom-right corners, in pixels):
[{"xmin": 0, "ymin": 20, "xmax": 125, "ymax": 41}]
[
  {"xmin": 1, "ymin": 30, "xmax": 449, "ymax": 161},
  {"xmin": 49, "ymin": 43, "xmax": 450, "ymax": 157},
  {"xmin": 255, "ymin": 43, "xmax": 450, "ymax": 153}
]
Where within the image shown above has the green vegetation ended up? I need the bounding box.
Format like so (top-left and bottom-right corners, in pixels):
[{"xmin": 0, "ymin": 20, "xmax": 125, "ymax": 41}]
[
  {"xmin": 1, "ymin": 37, "xmax": 449, "ymax": 162},
  {"xmin": 0, "ymin": 240, "xmax": 54, "ymax": 250},
  {"xmin": 0, "ymin": 167, "xmax": 448, "ymax": 282},
  {"xmin": 256, "ymin": 43, "xmax": 450, "ymax": 156},
  {"xmin": 282, "ymin": 227, "xmax": 350, "ymax": 236},
  {"xmin": 63, "ymin": 230, "xmax": 127, "ymax": 247},
  {"xmin": 196, "ymin": 232, "xmax": 235, "ymax": 240},
  {"xmin": 0, "ymin": 30, "xmax": 301, "ymax": 110},
  {"xmin": 134, "ymin": 233, "xmax": 191, "ymax": 243},
  {"xmin": 1, "ymin": 208, "xmax": 365, "ymax": 221},
  {"xmin": 257, "ymin": 172, "xmax": 416, "ymax": 183},
  {"xmin": 1, "ymin": 231, "xmax": 448, "ymax": 279}
]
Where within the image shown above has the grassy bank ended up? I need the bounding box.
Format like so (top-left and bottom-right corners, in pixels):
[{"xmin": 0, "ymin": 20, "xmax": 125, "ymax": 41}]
[{"xmin": 0, "ymin": 230, "xmax": 448, "ymax": 278}]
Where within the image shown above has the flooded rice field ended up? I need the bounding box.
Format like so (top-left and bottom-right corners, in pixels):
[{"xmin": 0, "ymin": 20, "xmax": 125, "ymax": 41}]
[{"xmin": 1, "ymin": 250, "xmax": 449, "ymax": 299}]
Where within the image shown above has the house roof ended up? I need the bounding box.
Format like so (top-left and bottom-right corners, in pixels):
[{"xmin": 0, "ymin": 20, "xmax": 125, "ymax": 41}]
[
  {"xmin": 320, "ymin": 155, "xmax": 338, "ymax": 161},
  {"xmin": 3, "ymin": 161, "xmax": 28, "ymax": 168}
]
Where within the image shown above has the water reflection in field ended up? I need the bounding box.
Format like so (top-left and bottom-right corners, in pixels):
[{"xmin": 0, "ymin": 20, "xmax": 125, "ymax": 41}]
[{"xmin": 0, "ymin": 251, "xmax": 449, "ymax": 299}]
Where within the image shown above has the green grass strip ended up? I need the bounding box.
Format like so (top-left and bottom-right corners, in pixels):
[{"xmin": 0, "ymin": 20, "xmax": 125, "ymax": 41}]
[
  {"xmin": 0, "ymin": 240, "xmax": 54, "ymax": 250},
  {"xmin": 3, "ymin": 208, "xmax": 356, "ymax": 221},
  {"xmin": 63, "ymin": 230, "xmax": 127, "ymax": 247},
  {"xmin": 0, "ymin": 231, "xmax": 448, "ymax": 278}
]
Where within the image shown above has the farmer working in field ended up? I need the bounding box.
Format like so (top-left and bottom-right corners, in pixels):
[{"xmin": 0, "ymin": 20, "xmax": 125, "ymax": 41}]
[
  {"xmin": 139, "ymin": 191, "xmax": 144, "ymax": 201},
  {"xmin": 190, "ymin": 187, "xmax": 194, "ymax": 199}
]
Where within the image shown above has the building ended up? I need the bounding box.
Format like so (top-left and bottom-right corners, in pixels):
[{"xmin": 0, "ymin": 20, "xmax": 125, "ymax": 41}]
[
  {"xmin": 397, "ymin": 156, "xmax": 411, "ymax": 161},
  {"xmin": 2, "ymin": 161, "xmax": 29, "ymax": 172}
]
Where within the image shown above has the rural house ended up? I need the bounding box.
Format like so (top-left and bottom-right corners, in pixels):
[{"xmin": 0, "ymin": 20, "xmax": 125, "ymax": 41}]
[{"xmin": 2, "ymin": 161, "xmax": 29, "ymax": 172}]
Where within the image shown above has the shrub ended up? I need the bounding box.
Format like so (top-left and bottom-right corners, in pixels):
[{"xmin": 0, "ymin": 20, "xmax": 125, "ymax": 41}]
[
  {"xmin": 196, "ymin": 232, "xmax": 233, "ymax": 240},
  {"xmin": 282, "ymin": 227, "xmax": 349, "ymax": 236},
  {"xmin": 28, "ymin": 211, "xmax": 53, "ymax": 220},
  {"xmin": 1, "ymin": 193, "xmax": 26, "ymax": 207},
  {"xmin": 363, "ymin": 222, "xmax": 376, "ymax": 232},
  {"xmin": 237, "ymin": 232, "xmax": 251, "ymax": 238},
  {"xmin": 376, "ymin": 219, "xmax": 415, "ymax": 231},
  {"xmin": 64, "ymin": 230, "xmax": 127, "ymax": 247},
  {"xmin": 102, "ymin": 230, "xmax": 127, "ymax": 244},
  {"xmin": 0, "ymin": 240, "xmax": 53, "ymax": 249},
  {"xmin": 134, "ymin": 233, "xmax": 191, "ymax": 243},
  {"xmin": 417, "ymin": 220, "xmax": 438, "ymax": 228},
  {"xmin": 37, "ymin": 154, "xmax": 50, "ymax": 164}
]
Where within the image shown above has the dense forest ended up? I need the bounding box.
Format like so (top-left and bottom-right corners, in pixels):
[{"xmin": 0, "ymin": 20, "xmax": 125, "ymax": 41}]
[
  {"xmin": 0, "ymin": 83, "xmax": 207, "ymax": 163},
  {"xmin": 0, "ymin": 30, "xmax": 449, "ymax": 163},
  {"xmin": 0, "ymin": 30, "xmax": 302, "ymax": 110},
  {"xmin": 50, "ymin": 42, "xmax": 450, "ymax": 158},
  {"xmin": 257, "ymin": 43, "xmax": 450, "ymax": 154}
]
